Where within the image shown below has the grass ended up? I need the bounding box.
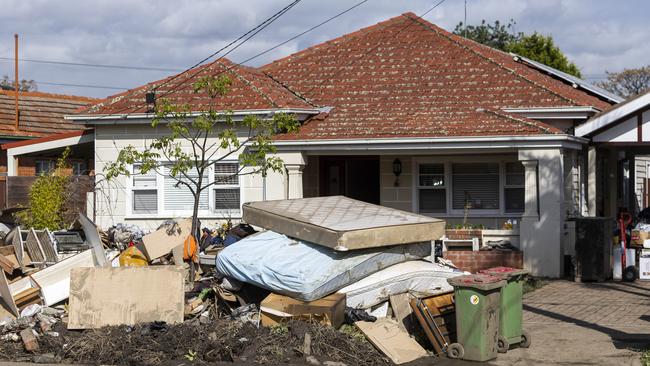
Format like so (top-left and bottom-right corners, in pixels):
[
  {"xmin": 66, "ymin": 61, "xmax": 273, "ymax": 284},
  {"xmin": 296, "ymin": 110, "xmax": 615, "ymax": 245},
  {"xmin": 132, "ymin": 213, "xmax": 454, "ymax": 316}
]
[
  {"xmin": 641, "ymin": 349, "xmax": 650, "ymax": 366},
  {"xmin": 339, "ymin": 324, "xmax": 367, "ymax": 343},
  {"xmin": 523, "ymin": 276, "xmax": 549, "ymax": 294}
]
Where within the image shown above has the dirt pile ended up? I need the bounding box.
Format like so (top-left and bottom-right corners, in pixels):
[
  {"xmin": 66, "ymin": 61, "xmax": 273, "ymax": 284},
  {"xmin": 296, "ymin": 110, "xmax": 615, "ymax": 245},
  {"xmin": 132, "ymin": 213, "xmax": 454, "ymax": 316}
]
[{"xmin": 0, "ymin": 319, "xmax": 390, "ymax": 366}]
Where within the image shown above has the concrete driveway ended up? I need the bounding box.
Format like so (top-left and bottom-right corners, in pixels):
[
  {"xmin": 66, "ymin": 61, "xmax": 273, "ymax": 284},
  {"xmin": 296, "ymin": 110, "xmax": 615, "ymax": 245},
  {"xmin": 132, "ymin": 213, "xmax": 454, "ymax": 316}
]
[
  {"xmin": 496, "ymin": 280, "xmax": 650, "ymax": 365},
  {"xmin": 438, "ymin": 280, "xmax": 650, "ymax": 366}
]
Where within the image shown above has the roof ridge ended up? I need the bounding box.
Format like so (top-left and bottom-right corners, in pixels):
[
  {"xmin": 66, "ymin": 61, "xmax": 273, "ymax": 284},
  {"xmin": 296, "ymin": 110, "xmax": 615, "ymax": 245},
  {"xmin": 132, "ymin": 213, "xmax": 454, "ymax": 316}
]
[
  {"xmin": 262, "ymin": 71, "xmax": 320, "ymax": 108},
  {"xmin": 217, "ymin": 61, "xmax": 279, "ymax": 108},
  {"xmin": 0, "ymin": 89, "xmax": 98, "ymax": 103},
  {"xmin": 260, "ymin": 13, "xmax": 412, "ymax": 71},
  {"xmin": 402, "ymin": 13, "xmax": 584, "ymax": 107}
]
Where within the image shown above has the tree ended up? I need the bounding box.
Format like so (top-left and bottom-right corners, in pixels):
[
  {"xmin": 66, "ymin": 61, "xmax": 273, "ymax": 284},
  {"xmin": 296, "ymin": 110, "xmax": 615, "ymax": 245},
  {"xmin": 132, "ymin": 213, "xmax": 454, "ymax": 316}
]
[
  {"xmin": 0, "ymin": 75, "xmax": 37, "ymax": 92},
  {"xmin": 104, "ymin": 74, "xmax": 300, "ymax": 242},
  {"xmin": 16, "ymin": 147, "xmax": 71, "ymax": 230},
  {"xmin": 453, "ymin": 19, "xmax": 519, "ymax": 51},
  {"xmin": 506, "ymin": 33, "xmax": 582, "ymax": 78},
  {"xmin": 597, "ymin": 66, "xmax": 650, "ymax": 98},
  {"xmin": 454, "ymin": 21, "xmax": 582, "ymax": 78}
]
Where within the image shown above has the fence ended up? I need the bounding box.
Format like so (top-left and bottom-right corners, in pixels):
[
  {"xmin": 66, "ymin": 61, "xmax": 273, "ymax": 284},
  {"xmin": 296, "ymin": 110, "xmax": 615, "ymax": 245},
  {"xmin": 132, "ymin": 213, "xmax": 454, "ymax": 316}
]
[{"xmin": 6, "ymin": 176, "xmax": 95, "ymax": 215}]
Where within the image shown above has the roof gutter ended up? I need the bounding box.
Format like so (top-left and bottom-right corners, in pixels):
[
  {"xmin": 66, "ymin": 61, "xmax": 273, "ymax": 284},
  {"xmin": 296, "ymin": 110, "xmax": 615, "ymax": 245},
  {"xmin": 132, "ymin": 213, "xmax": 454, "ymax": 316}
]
[
  {"xmin": 272, "ymin": 134, "xmax": 588, "ymax": 151},
  {"xmin": 65, "ymin": 108, "xmax": 322, "ymax": 123}
]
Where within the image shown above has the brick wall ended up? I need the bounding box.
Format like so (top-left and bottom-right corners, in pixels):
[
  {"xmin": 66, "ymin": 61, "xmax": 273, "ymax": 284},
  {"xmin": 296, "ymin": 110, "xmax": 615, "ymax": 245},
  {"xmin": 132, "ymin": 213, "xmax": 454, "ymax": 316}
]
[
  {"xmin": 445, "ymin": 229, "xmax": 483, "ymax": 245},
  {"xmin": 443, "ymin": 250, "xmax": 523, "ymax": 274}
]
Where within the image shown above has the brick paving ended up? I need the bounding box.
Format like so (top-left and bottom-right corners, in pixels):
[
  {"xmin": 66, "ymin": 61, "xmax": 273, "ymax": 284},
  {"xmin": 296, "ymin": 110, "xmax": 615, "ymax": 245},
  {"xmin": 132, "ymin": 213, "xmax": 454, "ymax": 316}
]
[{"xmin": 523, "ymin": 280, "xmax": 650, "ymax": 328}]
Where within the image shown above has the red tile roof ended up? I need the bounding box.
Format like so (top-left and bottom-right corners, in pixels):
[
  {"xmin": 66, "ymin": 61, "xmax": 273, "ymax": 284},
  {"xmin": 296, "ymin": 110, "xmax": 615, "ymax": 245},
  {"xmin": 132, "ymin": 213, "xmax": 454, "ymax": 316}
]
[
  {"xmin": 1, "ymin": 130, "xmax": 91, "ymax": 150},
  {"xmin": 0, "ymin": 90, "xmax": 96, "ymax": 138},
  {"xmin": 262, "ymin": 13, "xmax": 614, "ymax": 140},
  {"xmin": 80, "ymin": 59, "xmax": 315, "ymax": 116}
]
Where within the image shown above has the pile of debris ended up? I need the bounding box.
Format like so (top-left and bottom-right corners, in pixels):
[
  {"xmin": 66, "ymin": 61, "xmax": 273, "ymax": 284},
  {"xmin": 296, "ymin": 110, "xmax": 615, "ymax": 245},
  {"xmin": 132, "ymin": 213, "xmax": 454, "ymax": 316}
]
[{"xmin": 0, "ymin": 196, "xmax": 469, "ymax": 365}]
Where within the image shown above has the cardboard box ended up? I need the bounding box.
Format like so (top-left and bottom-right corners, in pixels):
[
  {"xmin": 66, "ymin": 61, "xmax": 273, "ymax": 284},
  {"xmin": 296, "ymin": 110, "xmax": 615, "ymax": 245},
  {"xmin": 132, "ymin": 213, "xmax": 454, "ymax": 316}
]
[
  {"xmin": 632, "ymin": 230, "xmax": 650, "ymax": 247},
  {"xmin": 260, "ymin": 292, "xmax": 345, "ymax": 328}
]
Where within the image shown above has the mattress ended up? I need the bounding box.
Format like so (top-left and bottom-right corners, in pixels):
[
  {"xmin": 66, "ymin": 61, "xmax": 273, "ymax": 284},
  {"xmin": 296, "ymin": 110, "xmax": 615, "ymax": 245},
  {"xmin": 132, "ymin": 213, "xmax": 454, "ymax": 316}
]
[
  {"xmin": 338, "ymin": 260, "xmax": 462, "ymax": 309},
  {"xmin": 216, "ymin": 230, "xmax": 430, "ymax": 301},
  {"xmin": 242, "ymin": 196, "xmax": 445, "ymax": 251}
]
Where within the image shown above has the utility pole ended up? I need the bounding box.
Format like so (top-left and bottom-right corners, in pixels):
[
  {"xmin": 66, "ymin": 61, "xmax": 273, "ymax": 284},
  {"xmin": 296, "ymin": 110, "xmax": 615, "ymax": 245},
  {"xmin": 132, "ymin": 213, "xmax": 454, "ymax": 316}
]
[
  {"xmin": 14, "ymin": 34, "xmax": 19, "ymax": 130},
  {"xmin": 464, "ymin": 0, "xmax": 468, "ymax": 38}
]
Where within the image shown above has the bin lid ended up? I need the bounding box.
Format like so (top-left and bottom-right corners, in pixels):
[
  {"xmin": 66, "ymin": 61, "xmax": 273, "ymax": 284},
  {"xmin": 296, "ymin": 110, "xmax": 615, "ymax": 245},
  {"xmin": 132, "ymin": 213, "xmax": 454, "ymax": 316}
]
[
  {"xmin": 447, "ymin": 274, "xmax": 506, "ymax": 291},
  {"xmin": 480, "ymin": 266, "xmax": 529, "ymax": 279}
]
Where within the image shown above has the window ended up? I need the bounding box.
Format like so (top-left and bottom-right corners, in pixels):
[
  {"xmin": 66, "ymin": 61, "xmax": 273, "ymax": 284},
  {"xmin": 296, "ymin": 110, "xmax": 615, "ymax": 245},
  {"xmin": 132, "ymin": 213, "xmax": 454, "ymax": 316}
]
[
  {"xmin": 504, "ymin": 162, "xmax": 525, "ymax": 213},
  {"xmin": 417, "ymin": 163, "xmax": 446, "ymax": 213},
  {"xmin": 452, "ymin": 163, "xmax": 499, "ymax": 210},
  {"xmin": 72, "ymin": 161, "xmax": 87, "ymax": 176},
  {"xmin": 164, "ymin": 167, "xmax": 209, "ymax": 212},
  {"xmin": 214, "ymin": 162, "xmax": 240, "ymax": 211},
  {"xmin": 35, "ymin": 159, "xmax": 55, "ymax": 175},
  {"xmin": 132, "ymin": 165, "xmax": 158, "ymax": 214}
]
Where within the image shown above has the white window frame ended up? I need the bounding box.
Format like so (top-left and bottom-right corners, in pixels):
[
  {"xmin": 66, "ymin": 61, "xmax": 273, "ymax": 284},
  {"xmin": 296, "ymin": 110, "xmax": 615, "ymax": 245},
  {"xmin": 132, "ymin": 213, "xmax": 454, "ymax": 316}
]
[
  {"xmin": 413, "ymin": 157, "xmax": 525, "ymax": 217},
  {"xmin": 416, "ymin": 162, "xmax": 447, "ymax": 214},
  {"xmin": 129, "ymin": 164, "xmax": 160, "ymax": 216},
  {"xmin": 212, "ymin": 161, "xmax": 243, "ymax": 216},
  {"xmin": 126, "ymin": 161, "xmax": 243, "ymax": 219}
]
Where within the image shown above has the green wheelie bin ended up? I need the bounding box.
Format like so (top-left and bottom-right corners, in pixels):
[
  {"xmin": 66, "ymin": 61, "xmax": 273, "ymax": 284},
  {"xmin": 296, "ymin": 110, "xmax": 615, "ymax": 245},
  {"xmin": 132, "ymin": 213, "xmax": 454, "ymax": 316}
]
[
  {"xmin": 480, "ymin": 266, "xmax": 531, "ymax": 353},
  {"xmin": 446, "ymin": 274, "xmax": 506, "ymax": 362}
]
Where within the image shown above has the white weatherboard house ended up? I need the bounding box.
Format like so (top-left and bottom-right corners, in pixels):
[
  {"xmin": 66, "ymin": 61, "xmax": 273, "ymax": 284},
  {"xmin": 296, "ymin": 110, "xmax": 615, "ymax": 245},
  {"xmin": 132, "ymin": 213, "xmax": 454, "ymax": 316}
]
[{"xmin": 7, "ymin": 14, "xmax": 637, "ymax": 278}]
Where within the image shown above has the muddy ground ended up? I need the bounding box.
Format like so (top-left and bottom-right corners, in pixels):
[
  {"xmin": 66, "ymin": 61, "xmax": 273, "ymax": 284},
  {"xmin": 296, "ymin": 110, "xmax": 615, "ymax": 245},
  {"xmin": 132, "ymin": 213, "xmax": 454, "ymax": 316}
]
[{"xmin": 0, "ymin": 319, "xmax": 398, "ymax": 366}]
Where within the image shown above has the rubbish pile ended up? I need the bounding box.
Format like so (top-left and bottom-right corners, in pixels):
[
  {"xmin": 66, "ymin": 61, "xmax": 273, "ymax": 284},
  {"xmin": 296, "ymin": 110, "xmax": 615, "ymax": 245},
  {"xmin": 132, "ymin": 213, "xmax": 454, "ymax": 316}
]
[{"xmin": 0, "ymin": 196, "xmax": 530, "ymax": 364}]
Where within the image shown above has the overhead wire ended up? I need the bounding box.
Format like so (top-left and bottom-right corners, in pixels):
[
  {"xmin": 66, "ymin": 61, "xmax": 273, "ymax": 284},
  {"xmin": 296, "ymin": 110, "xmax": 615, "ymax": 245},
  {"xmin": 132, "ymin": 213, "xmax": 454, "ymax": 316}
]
[{"xmin": 0, "ymin": 57, "xmax": 183, "ymax": 72}]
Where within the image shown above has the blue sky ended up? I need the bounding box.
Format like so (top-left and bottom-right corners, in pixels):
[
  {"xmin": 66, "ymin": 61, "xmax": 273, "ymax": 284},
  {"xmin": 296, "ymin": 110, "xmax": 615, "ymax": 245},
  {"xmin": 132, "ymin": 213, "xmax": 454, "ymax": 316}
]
[{"xmin": 0, "ymin": 0, "xmax": 647, "ymax": 98}]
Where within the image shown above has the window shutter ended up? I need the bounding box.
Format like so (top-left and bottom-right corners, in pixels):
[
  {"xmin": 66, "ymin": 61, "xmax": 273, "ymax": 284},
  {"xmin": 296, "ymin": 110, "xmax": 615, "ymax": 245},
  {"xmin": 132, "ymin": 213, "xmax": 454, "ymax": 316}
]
[
  {"xmin": 164, "ymin": 169, "xmax": 209, "ymax": 211},
  {"xmin": 214, "ymin": 163, "xmax": 239, "ymax": 185},
  {"xmin": 214, "ymin": 188, "xmax": 240, "ymax": 210},
  {"xmin": 452, "ymin": 163, "xmax": 499, "ymax": 209},
  {"xmin": 133, "ymin": 190, "xmax": 157, "ymax": 213}
]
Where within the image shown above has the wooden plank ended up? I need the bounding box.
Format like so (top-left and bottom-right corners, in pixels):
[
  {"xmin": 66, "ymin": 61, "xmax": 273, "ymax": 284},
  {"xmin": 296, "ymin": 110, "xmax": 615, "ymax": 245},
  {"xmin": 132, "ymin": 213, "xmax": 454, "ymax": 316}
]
[
  {"xmin": 0, "ymin": 269, "xmax": 19, "ymax": 316},
  {"xmin": 260, "ymin": 292, "xmax": 346, "ymax": 328},
  {"xmin": 355, "ymin": 318, "xmax": 428, "ymax": 365},
  {"xmin": 67, "ymin": 266, "xmax": 184, "ymax": 329},
  {"xmin": 0, "ymin": 254, "xmax": 15, "ymax": 274},
  {"xmin": 390, "ymin": 293, "xmax": 416, "ymax": 332}
]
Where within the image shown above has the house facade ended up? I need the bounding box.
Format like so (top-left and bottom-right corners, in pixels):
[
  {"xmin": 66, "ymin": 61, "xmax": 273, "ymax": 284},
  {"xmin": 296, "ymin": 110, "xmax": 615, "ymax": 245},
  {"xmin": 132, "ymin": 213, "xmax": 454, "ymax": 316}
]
[{"xmin": 60, "ymin": 13, "xmax": 628, "ymax": 277}]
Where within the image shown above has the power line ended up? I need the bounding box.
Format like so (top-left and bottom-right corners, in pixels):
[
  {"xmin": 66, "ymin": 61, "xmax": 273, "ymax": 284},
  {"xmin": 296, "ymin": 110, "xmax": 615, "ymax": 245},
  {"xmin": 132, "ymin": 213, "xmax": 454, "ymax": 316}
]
[
  {"xmin": 88, "ymin": 0, "xmax": 303, "ymax": 119},
  {"xmin": 0, "ymin": 57, "xmax": 183, "ymax": 72}
]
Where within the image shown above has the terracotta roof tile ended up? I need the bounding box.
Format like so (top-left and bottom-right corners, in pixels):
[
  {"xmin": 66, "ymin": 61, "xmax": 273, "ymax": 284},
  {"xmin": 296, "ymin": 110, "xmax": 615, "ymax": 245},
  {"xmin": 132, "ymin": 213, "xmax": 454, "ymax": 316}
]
[
  {"xmin": 81, "ymin": 59, "xmax": 314, "ymax": 115},
  {"xmin": 0, "ymin": 90, "xmax": 96, "ymax": 138},
  {"xmin": 262, "ymin": 13, "xmax": 615, "ymax": 140}
]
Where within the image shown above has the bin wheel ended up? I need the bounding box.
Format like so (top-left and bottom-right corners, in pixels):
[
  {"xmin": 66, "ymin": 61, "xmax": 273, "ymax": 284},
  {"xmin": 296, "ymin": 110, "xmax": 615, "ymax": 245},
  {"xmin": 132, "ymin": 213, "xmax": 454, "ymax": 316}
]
[
  {"xmin": 447, "ymin": 343, "xmax": 464, "ymax": 359},
  {"xmin": 623, "ymin": 266, "xmax": 636, "ymax": 282},
  {"xmin": 520, "ymin": 330, "xmax": 531, "ymax": 348},
  {"xmin": 497, "ymin": 335, "xmax": 509, "ymax": 353}
]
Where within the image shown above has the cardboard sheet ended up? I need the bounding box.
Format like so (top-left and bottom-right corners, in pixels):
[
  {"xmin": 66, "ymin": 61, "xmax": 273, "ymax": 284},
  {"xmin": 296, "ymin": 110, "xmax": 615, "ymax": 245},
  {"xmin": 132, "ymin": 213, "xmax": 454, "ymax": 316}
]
[
  {"xmin": 31, "ymin": 250, "xmax": 95, "ymax": 306},
  {"xmin": 67, "ymin": 266, "xmax": 184, "ymax": 329},
  {"xmin": 355, "ymin": 318, "xmax": 428, "ymax": 364},
  {"xmin": 260, "ymin": 292, "xmax": 345, "ymax": 328},
  {"xmin": 243, "ymin": 196, "xmax": 445, "ymax": 251},
  {"xmin": 139, "ymin": 219, "xmax": 192, "ymax": 261}
]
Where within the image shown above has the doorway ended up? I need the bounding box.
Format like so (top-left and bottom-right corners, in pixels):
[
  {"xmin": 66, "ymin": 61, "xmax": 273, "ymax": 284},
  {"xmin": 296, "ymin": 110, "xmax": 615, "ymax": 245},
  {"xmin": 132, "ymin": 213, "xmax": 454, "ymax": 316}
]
[{"xmin": 319, "ymin": 156, "xmax": 380, "ymax": 204}]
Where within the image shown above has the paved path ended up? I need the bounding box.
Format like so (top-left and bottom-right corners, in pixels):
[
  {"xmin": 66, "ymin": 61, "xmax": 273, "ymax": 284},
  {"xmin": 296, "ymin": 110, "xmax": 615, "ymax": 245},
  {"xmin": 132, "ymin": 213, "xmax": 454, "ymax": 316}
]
[{"xmin": 495, "ymin": 280, "xmax": 650, "ymax": 365}]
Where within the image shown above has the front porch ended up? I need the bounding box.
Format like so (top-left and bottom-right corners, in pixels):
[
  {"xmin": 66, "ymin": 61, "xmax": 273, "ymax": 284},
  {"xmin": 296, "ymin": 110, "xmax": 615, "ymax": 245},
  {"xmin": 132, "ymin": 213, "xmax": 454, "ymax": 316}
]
[{"xmin": 272, "ymin": 137, "xmax": 582, "ymax": 278}]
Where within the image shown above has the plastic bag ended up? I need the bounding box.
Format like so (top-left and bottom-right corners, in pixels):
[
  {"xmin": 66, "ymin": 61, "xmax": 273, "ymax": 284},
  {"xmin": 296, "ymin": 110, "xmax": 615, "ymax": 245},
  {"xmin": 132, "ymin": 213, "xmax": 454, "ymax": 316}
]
[{"xmin": 118, "ymin": 246, "xmax": 149, "ymax": 267}]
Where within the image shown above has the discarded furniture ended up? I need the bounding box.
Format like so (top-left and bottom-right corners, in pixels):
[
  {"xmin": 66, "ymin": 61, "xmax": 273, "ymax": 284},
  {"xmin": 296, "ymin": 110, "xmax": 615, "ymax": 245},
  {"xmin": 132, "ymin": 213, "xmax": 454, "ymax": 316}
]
[{"xmin": 410, "ymin": 291, "xmax": 456, "ymax": 356}]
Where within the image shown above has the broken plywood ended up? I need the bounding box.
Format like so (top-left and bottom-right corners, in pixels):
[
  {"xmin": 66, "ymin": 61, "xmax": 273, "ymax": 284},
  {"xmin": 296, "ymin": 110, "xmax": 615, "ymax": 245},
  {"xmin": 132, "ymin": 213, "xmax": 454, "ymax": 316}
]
[
  {"xmin": 243, "ymin": 196, "xmax": 445, "ymax": 251},
  {"xmin": 67, "ymin": 266, "xmax": 184, "ymax": 329},
  {"xmin": 139, "ymin": 219, "xmax": 192, "ymax": 261},
  {"xmin": 355, "ymin": 318, "xmax": 428, "ymax": 364}
]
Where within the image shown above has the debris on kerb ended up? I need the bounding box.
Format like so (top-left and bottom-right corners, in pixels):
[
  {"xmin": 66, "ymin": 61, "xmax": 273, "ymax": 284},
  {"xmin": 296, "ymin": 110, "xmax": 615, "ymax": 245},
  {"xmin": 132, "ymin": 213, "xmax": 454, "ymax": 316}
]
[{"xmin": 0, "ymin": 196, "xmax": 530, "ymax": 364}]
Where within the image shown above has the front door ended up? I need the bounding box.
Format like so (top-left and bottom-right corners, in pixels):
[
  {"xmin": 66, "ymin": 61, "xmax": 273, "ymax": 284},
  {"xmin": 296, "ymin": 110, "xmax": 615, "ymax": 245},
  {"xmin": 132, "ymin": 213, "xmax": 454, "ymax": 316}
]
[{"xmin": 319, "ymin": 156, "xmax": 380, "ymax": 204}]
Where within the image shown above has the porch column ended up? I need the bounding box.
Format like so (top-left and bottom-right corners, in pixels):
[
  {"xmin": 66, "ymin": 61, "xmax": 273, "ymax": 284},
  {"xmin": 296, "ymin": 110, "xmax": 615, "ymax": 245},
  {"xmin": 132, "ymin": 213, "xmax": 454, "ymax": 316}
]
[
  {"xmin": 522, "ymin": 160, "xmax": 539, "ymax": 219},
  {"xmin": 286, "ymin": 164, "xmax": 304, "ymax": 199},
  {"xmin": 277, "ymin": 151, "xmax": 306, "ymax": 200},
  {"xmin": 519, "ymin": 148, "xmax": 564, "ymax": 278},
  {"xmin": 587, "ymin": 147, "xmax": 597, "ymax": 216}
]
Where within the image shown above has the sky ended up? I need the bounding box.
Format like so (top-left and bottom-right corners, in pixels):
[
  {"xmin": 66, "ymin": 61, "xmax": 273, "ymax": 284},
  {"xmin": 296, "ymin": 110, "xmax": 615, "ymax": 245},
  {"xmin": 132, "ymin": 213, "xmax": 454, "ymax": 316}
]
[{"xmin": 0, "ymin": 0, "xmax": 648, "ymax": 98}]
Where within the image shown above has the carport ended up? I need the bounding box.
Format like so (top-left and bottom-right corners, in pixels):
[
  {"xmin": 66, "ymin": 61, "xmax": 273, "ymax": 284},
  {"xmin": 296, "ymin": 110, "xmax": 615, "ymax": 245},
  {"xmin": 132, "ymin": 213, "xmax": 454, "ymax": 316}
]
[{"xmin": 576, "ymin": 91, "xmax": 650, "ymax": 217}]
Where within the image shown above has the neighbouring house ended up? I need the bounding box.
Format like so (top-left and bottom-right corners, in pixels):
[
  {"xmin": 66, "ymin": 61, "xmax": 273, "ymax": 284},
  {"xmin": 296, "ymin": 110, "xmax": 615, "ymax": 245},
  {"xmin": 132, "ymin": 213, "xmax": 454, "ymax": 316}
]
[
  {"xmin": 0, "ymin": 90, "xmax": 97, "ymax": 208},
  {"xmin": 38, "ymin": 13, "xmax": 630, "ymax": 277}
]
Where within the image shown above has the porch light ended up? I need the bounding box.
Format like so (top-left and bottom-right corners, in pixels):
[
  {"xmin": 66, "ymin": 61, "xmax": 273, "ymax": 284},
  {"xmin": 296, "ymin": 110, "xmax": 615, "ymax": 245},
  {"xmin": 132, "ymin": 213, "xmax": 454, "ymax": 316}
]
[{"xmin": 393, "ymin": 158, "xmax": 402, "ymax": 187}]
